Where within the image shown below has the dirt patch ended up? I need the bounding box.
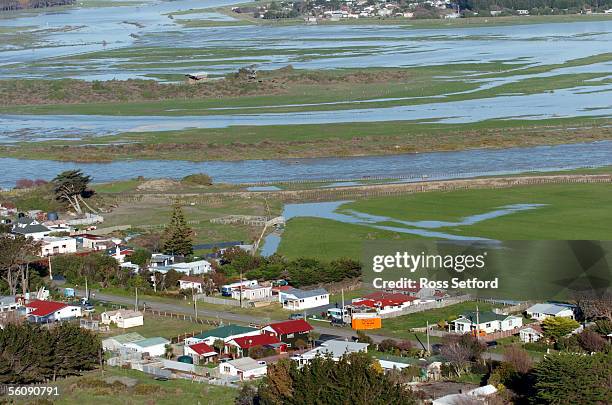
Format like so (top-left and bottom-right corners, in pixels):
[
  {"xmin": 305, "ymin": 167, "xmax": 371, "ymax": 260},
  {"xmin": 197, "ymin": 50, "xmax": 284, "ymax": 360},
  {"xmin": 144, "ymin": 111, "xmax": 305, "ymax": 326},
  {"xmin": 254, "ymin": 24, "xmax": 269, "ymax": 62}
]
[{"xmin": 136, "ymin": 179, "xmax": 181, "ymax": 191}]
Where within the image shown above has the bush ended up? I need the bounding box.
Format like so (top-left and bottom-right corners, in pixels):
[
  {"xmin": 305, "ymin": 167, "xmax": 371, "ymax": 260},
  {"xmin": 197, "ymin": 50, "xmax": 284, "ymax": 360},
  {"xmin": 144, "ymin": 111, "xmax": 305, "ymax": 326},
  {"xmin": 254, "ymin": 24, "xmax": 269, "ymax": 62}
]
[
  {"xmin": 524, "ymin": 342, "xmax": 549, "ymax": 352},
  {"xmin": 181, "ymin": 173, "xmax": 213, "ymax": 186}
]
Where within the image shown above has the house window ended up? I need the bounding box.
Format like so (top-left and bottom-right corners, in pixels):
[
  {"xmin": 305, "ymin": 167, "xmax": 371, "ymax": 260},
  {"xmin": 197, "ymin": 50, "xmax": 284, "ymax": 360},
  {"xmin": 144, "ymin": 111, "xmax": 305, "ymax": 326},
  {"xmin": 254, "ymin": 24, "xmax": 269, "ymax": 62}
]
[{"xmin": 485, "ymin": 323, "xmax": 491, "ymax": 328}]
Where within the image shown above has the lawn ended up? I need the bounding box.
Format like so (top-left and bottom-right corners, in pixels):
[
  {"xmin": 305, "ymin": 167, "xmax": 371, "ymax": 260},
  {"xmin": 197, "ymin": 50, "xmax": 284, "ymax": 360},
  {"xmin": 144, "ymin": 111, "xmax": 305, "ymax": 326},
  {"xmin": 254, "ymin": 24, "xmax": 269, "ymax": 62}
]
[
  {"xmin": 377, "ymin": 301, "xmax": 495, "ymax": 338},
  {"xmin": 48, "ymin": 367, "xmax": 236, "ymax": 405},
  {"xmin": 105, "ymin": 314, "xmax": 215, "ymax": 341},
  {"xmin": 278, "ymin": 182, "xmax": 612, "ymax": 260}
]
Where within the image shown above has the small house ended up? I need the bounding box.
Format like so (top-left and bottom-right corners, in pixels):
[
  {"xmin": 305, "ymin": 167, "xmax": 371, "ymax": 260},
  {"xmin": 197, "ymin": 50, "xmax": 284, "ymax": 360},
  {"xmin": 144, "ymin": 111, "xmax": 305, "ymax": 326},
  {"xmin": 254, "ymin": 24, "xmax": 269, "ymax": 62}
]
[
  {"xmin": 178, "ymin": 276, "xmax": 205, "ymax": 293},
  {"xmin": 102, "ymin": 332, "xmax": 145, "ymax": 351},
  {"xmin": 293, "ymin": 340, "xmax": 369, "ymax": 365},
  {"xmin": 219, "ymin": 357, "xmax": 267, "ymax": 380},
  {"xmin": 520, "ymin": 324, "xmax": 544, "ymax": 343},
  {"xmin": 101, "ymin": 309, "xmax": 144, "ymax": 329},
  {"xmin": 526, "ymin": 303, "xmax": 576, "ymax": 321},
  {"xmin": 12, "ymin": 217, "xmax": 51, "ymax": 240},
  {"xmin": 184, "ymin": 342, "xmax": 218, "ymax": 364},
  {"xmin": 124, "ymin": 337, "xmax": 170, "ymax": 357},
  {"xmin": 262, "ymin": 319, "xmax": 313, "ymax": 347},
  {"xmin": 40, "ymin": 236, "xmax": 77, "ymax": 257},
  {"xmin": 25, "ymin": 300, "xmax": 82, "ymax": 323},
  {"xmin": 279, "ymin": 288, "xmax": 329, "ymax": 310},
  {"xmin": 0, "ymin": 295, "xmax": 20, "ymax": 312},
  {"xmin": 226, "ymin": 333, "xmax": 286, "ymax": 358},
  {"xmin": 231, "ymin": 284, "xmax": 272, "ymax": 301},
  {"xmin": 452, "ymin": 311, "xmax": 523, "ymax": 335}
]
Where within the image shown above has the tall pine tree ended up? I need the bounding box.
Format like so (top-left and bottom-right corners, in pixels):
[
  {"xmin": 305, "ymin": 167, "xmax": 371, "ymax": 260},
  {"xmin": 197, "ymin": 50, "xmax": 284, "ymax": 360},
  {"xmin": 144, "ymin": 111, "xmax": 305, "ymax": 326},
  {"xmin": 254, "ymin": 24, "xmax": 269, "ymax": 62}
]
[{"xmin": 162, "ymin": 205, "xmax": 193, "ymax": 256}]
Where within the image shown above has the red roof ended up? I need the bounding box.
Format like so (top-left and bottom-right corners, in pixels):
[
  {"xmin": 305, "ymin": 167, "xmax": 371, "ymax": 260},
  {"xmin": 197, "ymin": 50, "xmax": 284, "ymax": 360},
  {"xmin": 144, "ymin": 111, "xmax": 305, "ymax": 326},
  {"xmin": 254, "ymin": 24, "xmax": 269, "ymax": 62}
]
[
  {"xmin": 266, "ymin": 319, "xmax": 313, "ymax": 335},
  {"xmin": 188, "ymin": 342, "xmax": 216, "ymax": 355},
  {"xmin": 230, "ymin": 334, "xmax": 282, "ymax": 349},
  {"xmin": 26, "ymin": 300, "xmax": 67, "ymax": 317}
]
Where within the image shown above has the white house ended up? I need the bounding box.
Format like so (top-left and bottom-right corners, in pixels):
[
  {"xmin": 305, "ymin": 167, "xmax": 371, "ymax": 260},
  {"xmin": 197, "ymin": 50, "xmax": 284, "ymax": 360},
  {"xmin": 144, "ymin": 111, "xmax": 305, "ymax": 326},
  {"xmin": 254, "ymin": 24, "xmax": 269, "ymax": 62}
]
[
  {"xmin": 184, "ymin": 342, "xmax": 218, "ymax": 364},
  {"xmin": 12, "ymin": 218, "xmax": 51, "ymax": 240},
  {"xmin": 520, "ymin": 325, "xmax": 544, "ymax": 343},
  {"xmin": 150, "ymin": 254, "xmax": 174, "ymax": 268},
  {"xmin": 219, "ymin": 357, "xmax": 267, "ymax": 380},
  {"xmin": 231, "ymin": 285, "xmax": 272, "ymax": 301},
  {"xmin": 526, "ymin": 303, "xmax": 576, "ymax": 321},
  {"xmin": 279, "ymin": 288, "xmax": 329, "ymax": 310},
  {"xmin": 101, "ymin": 309, "xmax": 144, "ymax": 329},
  {"xmin": 178, "ymin": 276, "xmax": 205, "ymax": 293},
  {"xmin": 101, "ymin": 332, "xmax": 146, "ymax": 351},
  {"xmin": 0, "ymin": 295, "xmax": 20, "ymax": 312},
  {"xmin": 25, "ymin": 300, "xmax": 82, "ymax": 323},
  {"xmin": 169, "ymin": 260, "xmax": 212, "ymax": 275},
  {"xmin": 433, "ymin": 385, "xmax": 498, "ymax": 405},
  {"xmin": 452, "ymin": 311, "xmax": 523, "ymax": 335},
  {"xmin": 124, "ymin": 337, "xmax": 170, "ymax": 357},
  {"xmin": 40, "ymin": 236, "xmax": 77, "ymax": 257},
  {"xmin": 79, "ymin": 234, "xmax": 122, "ymax": 251},
  {"xmin": 292, "ymin": 340, "xmax": 369, "ymax": 366}
]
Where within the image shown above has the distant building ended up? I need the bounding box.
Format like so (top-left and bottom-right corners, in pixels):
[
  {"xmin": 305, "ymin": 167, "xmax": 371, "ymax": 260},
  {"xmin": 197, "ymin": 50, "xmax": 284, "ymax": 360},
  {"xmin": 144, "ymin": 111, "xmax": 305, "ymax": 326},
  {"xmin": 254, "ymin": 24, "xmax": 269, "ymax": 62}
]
[
  {"xmin": 520, "ymin": 325, "xmax": 544, "ymax": 343},
  {"xmin": 155, "ymin": 260, "xmax": 212, "ymax": 275},
  {"xmin": 279, "ymin": 287, "xmax": 329, "ymax": 310},
  {"xmin": 526, "ymin": 303, "xmax": 576, "ymax": 321},
  {"xmin": 101, "ymin": 309, "xmax": 144, "ymax": 329},
  {"xmin": 292, "ymin": 340, "xmax": 369, "ymax": 365},
  {"xmin": 102, "ymin": 332, "xmax": 146, "ymax": 351},
  {"xmin": 452, "ymin": 311, "xmax": 523, "ymax": 335},
  {"xmin": 124, "ymin": 337, "xmax": 170, "ymax": 357},
  {"xmin": 231, "ymin": 285, "xmax": 272, "ymax": 301},
  {"xmin": 79, "ymin": 234, "xmax": 121, "ymax": 251},
  {"xmin": 178, "ymin": 276, "xmax": 205, "ymax": 293},
  {"xmin": 226, "ymin": 334, "xmax": 286, "ymax": 358},
  {"xmin": 25, "ymin": 300, "xmax": 82, "ymax": 323},
  {"xmin": 262, "ymin": 319, "xmax": 313, "ymax": 347},
  {"xmin": 184, "ymin": 342, "xmax": 218, "ymax": 364},
  {"xmin": 12, "ymin": 217, "xmax": 51, "ymax": 240},
  {"xmin": 184, "ymin": 324, "xmax": 260, "ymax": 346},
  {"xmin": 40, "ymin": 236, "xmax": 77, "ymax": 257},
  {"xmin": 0, "ymin": 295, "xmax": 20, "ymax": 312},
  {"xmin": 219, "ymin": 357, "xmax": 267, "ymax": 380}
]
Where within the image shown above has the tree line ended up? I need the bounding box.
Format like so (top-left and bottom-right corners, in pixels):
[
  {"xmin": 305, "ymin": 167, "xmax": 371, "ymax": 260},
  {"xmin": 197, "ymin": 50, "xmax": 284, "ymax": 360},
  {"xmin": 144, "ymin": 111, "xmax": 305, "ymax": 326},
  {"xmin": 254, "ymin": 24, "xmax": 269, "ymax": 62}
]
[{"xmin": 0, "ymin": 323, "xmax": 101, "ymax": 384}]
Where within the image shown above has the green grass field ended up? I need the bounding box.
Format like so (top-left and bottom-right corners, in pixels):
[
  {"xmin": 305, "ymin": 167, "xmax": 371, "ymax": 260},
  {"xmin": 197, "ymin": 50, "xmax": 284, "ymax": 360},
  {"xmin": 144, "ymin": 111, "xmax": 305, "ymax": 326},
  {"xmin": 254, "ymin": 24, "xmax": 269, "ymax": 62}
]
[
  {"xmin": 47, "ymin": 368, "xmax": 236, "ymax": 405},
  {"xmin": 277, "ymin": 182, "xmax": 612, "ymax": 260}
]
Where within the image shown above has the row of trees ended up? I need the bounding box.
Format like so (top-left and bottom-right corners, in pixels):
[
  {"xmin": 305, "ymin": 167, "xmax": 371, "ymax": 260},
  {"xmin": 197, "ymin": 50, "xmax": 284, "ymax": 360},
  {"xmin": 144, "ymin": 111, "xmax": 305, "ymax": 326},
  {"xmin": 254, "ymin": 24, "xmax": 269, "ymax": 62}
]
[
  {"xmin": 243, "ymin": 352, "xmax": 417, "ymax": 405},
  {"xmin": 218, "ymin": 248, "xmax": 361, "ymax": 288},
  {"xmin": 0, "ymin": 234, "xmax": 41, "ymax": 296},
  {"xmin": 0, "ymin": 323, "xmax": 101, "ymax": 384}
]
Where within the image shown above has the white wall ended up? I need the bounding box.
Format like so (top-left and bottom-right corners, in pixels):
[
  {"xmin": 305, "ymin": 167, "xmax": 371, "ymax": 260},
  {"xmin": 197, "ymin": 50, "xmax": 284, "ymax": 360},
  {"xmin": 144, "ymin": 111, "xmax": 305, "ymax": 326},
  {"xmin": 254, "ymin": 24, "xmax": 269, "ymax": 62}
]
[{"xmin": 41, "ymin": 237, "xmax": 77, "ymax": 257}]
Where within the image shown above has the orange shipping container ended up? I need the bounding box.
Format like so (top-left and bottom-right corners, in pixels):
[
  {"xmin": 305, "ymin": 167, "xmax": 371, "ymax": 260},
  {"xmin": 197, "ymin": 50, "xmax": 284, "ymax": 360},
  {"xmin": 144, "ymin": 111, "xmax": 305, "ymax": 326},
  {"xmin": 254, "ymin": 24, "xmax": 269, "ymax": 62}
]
[{"xmin": 352, "ymin": 317, "xmax": 382, "ymax": 330}]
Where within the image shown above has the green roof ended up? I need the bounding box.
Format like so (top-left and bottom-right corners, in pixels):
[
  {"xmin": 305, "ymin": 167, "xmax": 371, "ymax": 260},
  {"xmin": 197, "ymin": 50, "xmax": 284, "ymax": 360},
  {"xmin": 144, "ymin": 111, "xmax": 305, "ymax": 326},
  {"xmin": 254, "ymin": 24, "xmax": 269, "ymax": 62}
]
[
  {"xmin": 457, "ymin": 311, "xmax": 508, "ymax": 324},
  {"xmin": 194, "ymin": 324, "xmax": 257, "ymax": 340},
  {"xmin": 133, "ymin": 337, "xmax": 170, "ymax": 347},
  {"xmin": 111, "ymin": 333, "xmax": 145, "ymax": 344}
]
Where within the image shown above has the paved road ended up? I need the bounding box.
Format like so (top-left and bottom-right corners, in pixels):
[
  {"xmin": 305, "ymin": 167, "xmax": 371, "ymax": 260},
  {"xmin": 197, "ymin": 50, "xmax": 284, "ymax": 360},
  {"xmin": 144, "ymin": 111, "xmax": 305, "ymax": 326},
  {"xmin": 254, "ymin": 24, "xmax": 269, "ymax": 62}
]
[{"xmin": 84, "ymin": 289, "xmax": 505, "ymax": 361}]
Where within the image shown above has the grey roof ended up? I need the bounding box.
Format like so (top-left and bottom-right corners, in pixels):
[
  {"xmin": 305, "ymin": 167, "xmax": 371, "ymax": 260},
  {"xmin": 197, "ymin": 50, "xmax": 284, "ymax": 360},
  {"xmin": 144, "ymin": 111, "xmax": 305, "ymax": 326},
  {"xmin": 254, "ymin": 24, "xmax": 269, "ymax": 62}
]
[
  {"xmin": 304, "ymin": 340, "xmax": 368, "ymax": 359},
  {"xmin": 527, "ymin": 303, "xmax": 574, "ymax": 315},
  {"xmin": 12, "ymin": 218, "xmax": 50, "ymax": 235},
  {"xmin": 0, "ymin": 296, "xmax": 16, "ymax": 305},
  {"xmin": 286, "ymin": 288, "xmax": 328, "ymax": 299},
  {"xmin": 227, "ymin": 357, "xmax": 265, "ymax": 371}
]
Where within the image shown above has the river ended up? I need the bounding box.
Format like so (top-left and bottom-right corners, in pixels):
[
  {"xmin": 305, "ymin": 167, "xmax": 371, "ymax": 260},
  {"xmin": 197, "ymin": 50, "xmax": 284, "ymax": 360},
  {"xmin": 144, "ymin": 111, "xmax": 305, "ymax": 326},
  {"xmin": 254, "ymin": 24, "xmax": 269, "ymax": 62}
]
[{"xmin": 0, "ymin": 141, "xmax": 610, "ymax": 188}]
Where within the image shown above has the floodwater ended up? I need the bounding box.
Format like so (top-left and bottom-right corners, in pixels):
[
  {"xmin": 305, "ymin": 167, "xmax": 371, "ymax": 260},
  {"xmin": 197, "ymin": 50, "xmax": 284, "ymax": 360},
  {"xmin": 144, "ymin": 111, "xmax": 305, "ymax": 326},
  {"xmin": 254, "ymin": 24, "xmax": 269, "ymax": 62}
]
[
  {"xmin": 260, "ymin": 201, "xmax": 544, "ymax": 255},
  {"xmin": 0, "ymin": 141, "xmax": 610, "ymax": 188}
]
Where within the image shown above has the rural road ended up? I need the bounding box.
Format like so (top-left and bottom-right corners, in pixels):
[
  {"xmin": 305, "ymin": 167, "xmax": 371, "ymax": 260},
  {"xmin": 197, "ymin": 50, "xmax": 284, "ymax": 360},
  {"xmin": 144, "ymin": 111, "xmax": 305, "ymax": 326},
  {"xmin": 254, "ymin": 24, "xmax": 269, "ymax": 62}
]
[{"xmin": 83, "ymin": 289, "xmax": 504, "ymax": 361}]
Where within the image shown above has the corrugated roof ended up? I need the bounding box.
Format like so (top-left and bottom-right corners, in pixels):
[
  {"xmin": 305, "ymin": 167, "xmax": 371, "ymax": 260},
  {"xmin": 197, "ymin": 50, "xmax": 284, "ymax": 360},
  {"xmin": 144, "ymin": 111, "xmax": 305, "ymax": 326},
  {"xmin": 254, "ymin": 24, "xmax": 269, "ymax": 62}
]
[
  {"xmin": 266, "ymin": 319, "xmax": 313, "ymax": 335},
  {"xmin": 527, "ymin": 303, "xmax": 574, "ymax": 315},
  {"xmin": 188, "ymin": 342, "xmax": 216, "ymax": 355},
  {"xmin": 26, "ymin": 300, "xmax": 67, "ymax": 317},
  {"xmin": 284, "ymin": 288, "xmax": 328, "ymax": 299},
  {"xmin": 133, "ymin": 337, "xmax": 170, "ymax": 347},
  {"xmin": 111, "ymin": 333, "xmax": 146, "ymax": 344},
  {"xmin": 194, "ymin": 324, "xmax": 257, "ymax": 340},
  {"xmin": 230, "ymin": 334, "xmax": 281, "ymax": 349}
]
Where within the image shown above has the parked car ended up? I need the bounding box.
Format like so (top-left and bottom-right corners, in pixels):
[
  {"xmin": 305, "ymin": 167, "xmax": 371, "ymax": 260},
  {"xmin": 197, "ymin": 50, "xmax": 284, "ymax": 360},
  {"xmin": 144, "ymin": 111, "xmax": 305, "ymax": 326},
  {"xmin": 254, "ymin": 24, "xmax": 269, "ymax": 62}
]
[{"xmin": 289, "ymin": 313, "xmax": 304, "ymax": 320}]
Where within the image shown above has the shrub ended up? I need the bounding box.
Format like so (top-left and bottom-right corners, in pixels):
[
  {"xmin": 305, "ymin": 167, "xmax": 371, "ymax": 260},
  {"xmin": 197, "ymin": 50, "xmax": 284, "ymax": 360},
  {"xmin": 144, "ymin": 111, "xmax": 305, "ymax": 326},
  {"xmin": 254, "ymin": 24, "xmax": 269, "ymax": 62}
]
[{"xmin": 181, "ymin": 173, "xmax": 213, "ymax": 186}]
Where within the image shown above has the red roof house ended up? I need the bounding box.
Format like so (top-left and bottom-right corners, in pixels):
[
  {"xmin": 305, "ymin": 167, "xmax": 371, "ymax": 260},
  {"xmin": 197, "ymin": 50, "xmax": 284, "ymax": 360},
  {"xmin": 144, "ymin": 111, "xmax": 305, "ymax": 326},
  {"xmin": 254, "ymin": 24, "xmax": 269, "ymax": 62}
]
[
  {"xmin": 261, "ymin": 319, "xmax": 313, "ymax": 347},
  {"xmin": 185, "ymin": 342, "xmax": 218, "ymax": 364},
  {"xmin": 26, "ymin": 300, "xmax": 81, "ymax": 322},
  {"xmin": 226, "ymin": 333, "xmax": 287, "ymax": 357}
]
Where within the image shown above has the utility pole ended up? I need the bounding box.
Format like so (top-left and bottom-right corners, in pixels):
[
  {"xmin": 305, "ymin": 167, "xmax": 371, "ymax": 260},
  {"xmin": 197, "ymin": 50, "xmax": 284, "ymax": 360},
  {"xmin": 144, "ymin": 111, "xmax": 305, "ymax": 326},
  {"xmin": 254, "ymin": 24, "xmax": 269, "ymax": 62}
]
[
  {"xmin": 193, "ymin": 286, "xmax": 198, "ymax": 320},
  {"xmin": 239, "ymin": 269, "xmax": 243, "ymax": 308},
  {"xmin": 85, "ymin": 278, "xmax": 89, "ymax": 302},
  {"xmin": 475, "ymin": 305, "xmax": 480, "ymax": 340},
  {"xmin": 341, "ymin": 289, "xmax": 345, "ymax": 323},
  {"xmin": 135, "ymin": 287, "xmax": 138, "ymax": 311},
  {"xmin": 48, "ymin": 256, "xmax": 53, "ymax": 281},
  {"xmin": 426, "ymin": 321, "xmax": 431, "ymax": 354}
]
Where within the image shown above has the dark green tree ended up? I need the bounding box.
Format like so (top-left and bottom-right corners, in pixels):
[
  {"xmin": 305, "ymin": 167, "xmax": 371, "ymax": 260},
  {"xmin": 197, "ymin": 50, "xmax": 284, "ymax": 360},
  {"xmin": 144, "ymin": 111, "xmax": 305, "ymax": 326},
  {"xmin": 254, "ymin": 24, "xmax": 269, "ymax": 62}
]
[
  {"xmin": 51, "ymin": 170, "xmax": 94, "ymax": 214},
  {"xmin": 534, "ymin": 351, "xmax": 612, "ymax": 404},
  {"xmin": 162, "ymin": 205, "xmax": 193, "ymax": 256}
]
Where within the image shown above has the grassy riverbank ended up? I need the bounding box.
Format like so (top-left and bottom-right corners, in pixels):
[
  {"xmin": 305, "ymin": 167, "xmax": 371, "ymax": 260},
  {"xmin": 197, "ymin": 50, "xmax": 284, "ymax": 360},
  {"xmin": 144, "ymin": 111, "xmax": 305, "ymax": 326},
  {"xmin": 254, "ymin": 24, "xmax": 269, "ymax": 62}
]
[
  {"xmin": 277, "ymin": 182, "xmax": 612, "ymax": 260},
  {"xmin": 0, "ymin": 117, "xmax": 609, "ymax": 162}
]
